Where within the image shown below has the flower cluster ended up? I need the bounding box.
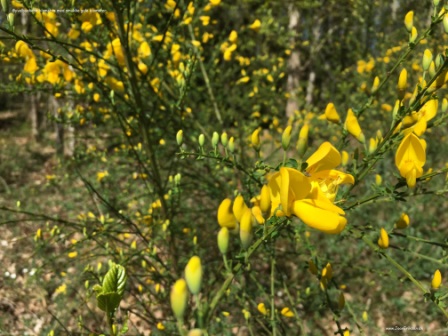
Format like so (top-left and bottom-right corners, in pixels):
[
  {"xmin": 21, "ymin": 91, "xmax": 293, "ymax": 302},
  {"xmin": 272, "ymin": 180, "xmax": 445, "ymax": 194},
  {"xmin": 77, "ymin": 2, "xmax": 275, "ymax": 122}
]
[{"xmin": 217, "ymin": 141, "xmax": 354, "ymax": 241}]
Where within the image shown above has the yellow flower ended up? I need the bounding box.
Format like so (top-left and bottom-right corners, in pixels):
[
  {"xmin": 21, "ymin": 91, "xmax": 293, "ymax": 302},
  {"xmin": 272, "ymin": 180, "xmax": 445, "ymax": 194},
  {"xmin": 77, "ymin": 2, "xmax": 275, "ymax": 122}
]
[
  {"xmin": 432, "ymin": 269, "xmax": 442, "ymax": 289},
  {"xmin": 210, "ymin": 0, "xmax": 221, "ymax": 6},
  {"xmin": 24, "ymin": 57, "xmax": 38, "ymax": 74},
  {"xmin": 185, "ymin": 256, "xmax": 202, "ymax": 294},
  {"xmin": 138, "ymin": 41, "xmax": 151, "ymax": 58},
  {"xmin": 268, "ymin": 167, "xmax": 311, "ymax": 217},
  {"xmin": 217, "ymin": 198, "xmax": 237, "ymax": 230},
  {"xmin": 395, "ymin": 213, "xmax": 410, "ymax": 229},
  {"xmin": 378, "ymin": 228, "xmax": 389, "ymax": 249},
  {"xmin": 306, "ymin": 142, "xmax": 355, "ymax": 201},
  {"xmin": 324, "ymin": 103, "xmax": 340, "ymax": 124},
  {"xmin": 171, "ymin": 279, "xmax": 188, "ymax": 319},
  {"xmin": 395, "ymin": 133, "xmax": 426, "ymax": 188},
  {"xmin": 68, "ymin": 251, "xmax": 78, "ymax": 258},
  {"xmin": 249, "ymin": 19, "xmax": 261, "ymax": 32},
  {"xmin": 344, "ymin": 109, "xmax": 365, "ymax": 143},
  {"xmin": 228, "ymin": 30, "xmax": 238, "ymax": 43},
  {"xmin": 96, "ymin": 170, "xmax": 109, "ymax": 182},
  {"xmin": 281, "ymin": 307, "xmax": 294, "ymax": 317},
  {"xmin": 257, "ymin": 303, "xmax": 268, "ymax": 315}
]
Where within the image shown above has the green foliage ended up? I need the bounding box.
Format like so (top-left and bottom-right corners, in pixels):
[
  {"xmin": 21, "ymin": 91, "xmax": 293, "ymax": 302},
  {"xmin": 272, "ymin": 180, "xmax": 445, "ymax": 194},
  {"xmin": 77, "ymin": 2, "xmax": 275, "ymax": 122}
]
[{"xmin": 94, "ymin": 263, "xmax": 127, "ymax": 314}]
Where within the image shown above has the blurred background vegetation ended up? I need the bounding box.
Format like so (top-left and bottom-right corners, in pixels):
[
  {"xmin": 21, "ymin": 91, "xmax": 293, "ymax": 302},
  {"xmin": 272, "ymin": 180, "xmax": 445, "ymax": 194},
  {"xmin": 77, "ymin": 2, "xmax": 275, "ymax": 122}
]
[{"xmin": 0, "ymin": 0, "xmax": 447, "ymax": 335}]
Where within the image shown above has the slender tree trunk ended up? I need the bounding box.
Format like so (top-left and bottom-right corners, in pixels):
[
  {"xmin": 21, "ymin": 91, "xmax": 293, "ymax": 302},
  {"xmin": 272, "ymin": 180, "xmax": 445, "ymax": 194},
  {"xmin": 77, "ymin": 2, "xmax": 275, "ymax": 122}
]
[{"xmin": 285, "ymin": 5, "xmax": 301, "ymax": 118}]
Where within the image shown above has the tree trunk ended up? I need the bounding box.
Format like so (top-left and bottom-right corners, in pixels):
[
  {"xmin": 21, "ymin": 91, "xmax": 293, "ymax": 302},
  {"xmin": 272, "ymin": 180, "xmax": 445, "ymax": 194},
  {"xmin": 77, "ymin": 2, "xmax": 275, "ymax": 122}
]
[{"xmin": 285, "ymin": 5, "xmax": 301, "ymax": 118}]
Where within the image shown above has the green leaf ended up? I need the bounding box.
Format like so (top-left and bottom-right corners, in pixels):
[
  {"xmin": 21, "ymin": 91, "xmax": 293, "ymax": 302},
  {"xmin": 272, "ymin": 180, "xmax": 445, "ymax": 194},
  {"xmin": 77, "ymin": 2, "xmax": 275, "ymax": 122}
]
[
  {"xmin": 102, "ymin": 264, "xmax": 127, "ymax": 297},
  {"xmin": 97, "ymin": 292, "xmax": 122, "ymax": 313}
]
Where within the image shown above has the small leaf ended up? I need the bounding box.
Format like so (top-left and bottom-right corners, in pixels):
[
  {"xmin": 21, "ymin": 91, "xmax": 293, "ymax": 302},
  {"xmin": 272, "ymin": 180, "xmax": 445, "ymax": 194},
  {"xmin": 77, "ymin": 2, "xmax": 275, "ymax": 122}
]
[
  {"xmin": 97, "ymin": 292, "xmax": 122, "ymax": 313},
  {"xmin": 102, "ymin": 264, "xmax": 127, "ymax": 297}
]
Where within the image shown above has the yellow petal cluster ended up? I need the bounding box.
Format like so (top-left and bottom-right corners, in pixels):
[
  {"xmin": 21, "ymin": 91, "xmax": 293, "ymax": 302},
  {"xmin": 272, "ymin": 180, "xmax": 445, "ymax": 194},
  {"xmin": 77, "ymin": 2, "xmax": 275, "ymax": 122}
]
[{"xmin": 395, "ymin": 133, "xmax": 426, "ymax": 188}]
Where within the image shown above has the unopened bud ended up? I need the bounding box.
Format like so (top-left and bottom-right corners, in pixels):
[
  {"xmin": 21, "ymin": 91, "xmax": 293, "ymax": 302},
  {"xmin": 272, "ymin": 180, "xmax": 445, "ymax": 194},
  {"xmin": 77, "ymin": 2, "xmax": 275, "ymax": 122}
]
[
  {"xmin": 1, "ymin": 0, "xmax": 8, "ymax": 12},
  {"xmin": 395, "ymin": 213, "xmax": 410, "ymax": 229},
  {"xmin": 409, "ymin": 26, "xmax": 418, "ymax": 43},
  {"xmin": 432, "ymin": 269, "xmax": 442, "ymax": 290},
  {"xmin": 176, "ymin": 130, "xmax": 183, "ymax": 146},
  {"xmin": 404, "ymin": 11, "xmax": 414, "ymax": 32},
  {"xmin": 251, "ymin": 128, "xmax": 261, "ymax": 151},
  {"xmin": 185, "ymin": 256, "xmax": 203, "ymax": 295},
  {"xmin": 198, "ymin": 134, "xmax": 205, "ymax": 147},
  {"xmin": 442, "ymin": 98, "xmax": 448, "ymax": 112},
  {"xmin": 444, "ymin": 14, "xmax": 448, "ymax": 34},
  {"xmin": 221, "ymin": 132, "xmax": 228, "ymax": 147},
  {"xmin": 378, "ymin": 228, "xmax": 389, "ymax": 249},
  {"xmin": 371, "ymin": 76, "xmax": 380, "ymax": 92},
  {"xmin": 297, "ymin": 124, "xmax": 309, "ymax": 158},
  {"xmin": 422, "ymin": 49, "xmax": 433, "ymax": 71},
  {"xmin": 212, "ymin": 131, "xmax": 219, "ymax": 147},
  {"xmin": 428, "ymin": 61, "xmax": 436, "ymax": 78},
  {"xmin": 228, "ymin": 136, "xmax": 235, "ymax": 153},
  {"xmin": 397, "ymin": 69, "xmax": 408, "ymax": 99},
  {"xmin": 281, "ymin": 125, "xmax": 292, "ymax": 151},
  {"xmin": 435, "ymin": 53, "xmax": 444, "ymax": 69},
  {"xmin": 217, "ymin": 227, "xmax": 229, "ymax": 255},
  {"xmin": 7, "ymin": 13, "xmax": 14, "ymax": 27},
  {"xmin": 170, "ymin": 279, "xmax": 188, "ymax": 320}
]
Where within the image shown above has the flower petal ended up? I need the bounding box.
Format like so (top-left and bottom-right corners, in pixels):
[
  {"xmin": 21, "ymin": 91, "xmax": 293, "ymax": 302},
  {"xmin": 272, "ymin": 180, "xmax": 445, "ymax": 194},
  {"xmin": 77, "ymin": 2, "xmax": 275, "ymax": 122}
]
[
  {"xmin": 293, "ymin": 200, "xmax": 347, "ymax": 234},
  {"xmin": 306, "ymin": 142, "xmax": 341, "ymax": 174}
]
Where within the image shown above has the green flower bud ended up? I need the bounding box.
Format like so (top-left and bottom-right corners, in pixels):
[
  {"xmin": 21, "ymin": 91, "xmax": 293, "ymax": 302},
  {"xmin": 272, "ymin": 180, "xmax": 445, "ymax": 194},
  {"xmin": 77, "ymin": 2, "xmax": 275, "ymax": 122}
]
[
  {"xmin": 422, "ymin": 49, "xmax": 433, "ymax": 72},
  {"xmin": 176, "ymin": 130, "xmax": 183, "ymax": 146},
  {"xmin": 442, "ymin": 98, "xmax": 448, "ymax": 112},
  {"xmin": 212, "ymin": 131, "xmax": 219, "ymax": 147},
  {"xmin": 239, "ymin": 209, "xmax": 253, "ymax": 249},
  {"xmin": 444, "ymin": 14, "xmax": 448, "ymax": 34},
  {"xmin": 221, "ymin": 132, "xmax": 228, "ymax": 147},
  {"xmin": 428, "ymin": 61, "xmax": 436, "ymax": 78},
  {"xmin": 409, "ymin": 26, "xmax": 417, "ymax": 43},
  {"xmin": 1, "ymin": 0, "xmax": 8, "ymax": 12},
  {"xmin": 198, "ymin": 134, "xmax": 205, "ymax": 147},
  {"xmin": 217, "ymin": 227, "xmax": 229, "ymax": 254},
  {"xmin": 185, "ymin": 256, "xmax": 202, "ymax": 295},
  {"xmin": 228, "ymin": 136, "xmax": 235, "ymax": 153},
  {"xmin": 281, "ymin": 125, "xmax": 292, "ymax": 151},
  {"xmin": 7, "ymin": 13, "xmax": 14, "ymax": 27},
  {"xmin": 171, "ymin": 279, "xmax": 188, "ymax": 319}
]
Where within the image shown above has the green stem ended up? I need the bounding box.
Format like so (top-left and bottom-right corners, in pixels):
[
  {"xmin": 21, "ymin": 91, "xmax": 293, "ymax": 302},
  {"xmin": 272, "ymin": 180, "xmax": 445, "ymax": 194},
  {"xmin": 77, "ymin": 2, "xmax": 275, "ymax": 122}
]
[
  {"xmin": 188, "ymin": 25, "xmax": 223, "ymax": 125},
  {"xmin": 205, "ymin": 219, "xmax": 288, "ymax": 322},
  {"xmin": 362, "ymin": 236, "xmax": 448, "ymax": 320},
  {"xmin": 270, "ymin": 255, "xmax": 277, "ymax": 336},
  {"xmin": 108, "ymin": 313, "xmax": 116, "ymax": 336},
  {"xmin": 195, "ymin": 294, "xmax": 204, "ymax": 329}
]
